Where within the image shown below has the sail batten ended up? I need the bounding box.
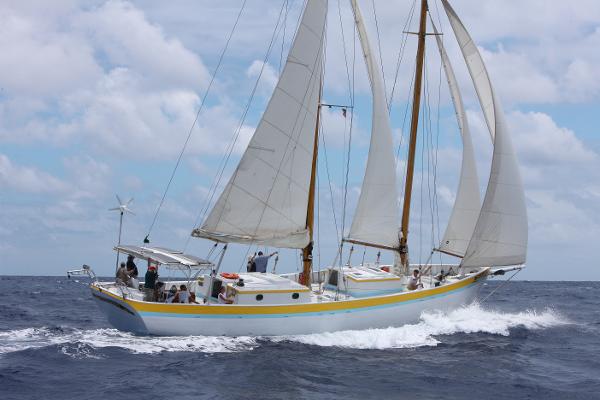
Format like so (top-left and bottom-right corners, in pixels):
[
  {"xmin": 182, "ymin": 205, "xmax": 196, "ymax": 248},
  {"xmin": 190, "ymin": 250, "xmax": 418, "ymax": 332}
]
[
  {"xmin": 346, "ymin": 0, "xmax": 401, "ymax": 250},
  {"xmin": 442, "ymin": 0, "xmax": 528, "ymax": 267},
  {"xmin": 192, "ymin": 0, "xmax": 328, "ymax": 249},
  {"xmin": 432, "ymin": 20, "xmax": 481, "ymax": 258}
]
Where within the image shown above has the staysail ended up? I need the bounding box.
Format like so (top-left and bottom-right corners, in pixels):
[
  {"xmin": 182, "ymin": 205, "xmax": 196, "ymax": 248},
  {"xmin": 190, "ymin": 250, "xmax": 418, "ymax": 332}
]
[
  {"xmin": 442, "ymin": 0, "xmax": 528, "ymax": 267},
  {"xmin": 192, "ymin": 0, "xmax": 328, "ymax": 249},
  {"xmin": 346, "ymin": 0, "xmax": 401, "ymax": 250},
  {"xmin": 432, "ymin": 21, "xmax": 481, "ymax": 258}
]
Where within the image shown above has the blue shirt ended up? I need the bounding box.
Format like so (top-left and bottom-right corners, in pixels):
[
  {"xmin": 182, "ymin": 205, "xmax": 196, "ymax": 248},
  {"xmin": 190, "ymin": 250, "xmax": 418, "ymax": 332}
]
[{"xmin": 253, "ymin": 255, "xmax": 271, "ymax": 273}]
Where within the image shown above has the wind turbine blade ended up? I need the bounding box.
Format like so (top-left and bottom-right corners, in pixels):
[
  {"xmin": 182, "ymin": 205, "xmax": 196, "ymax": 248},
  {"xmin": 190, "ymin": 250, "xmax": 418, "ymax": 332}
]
[
  {"xmin": 127, "ymin": 197, "xmax": 134, "ymax": 205},
  {"xmin": 125, "ymin": 210, "xmax": 136, "ymax": 216},
  {"xmin": 108, "ymin": 207, "xmax": 121, "ymax": 211},
  {"xmin": 116, "ymin": 194, "xmax": 123, "ymax": 205}
]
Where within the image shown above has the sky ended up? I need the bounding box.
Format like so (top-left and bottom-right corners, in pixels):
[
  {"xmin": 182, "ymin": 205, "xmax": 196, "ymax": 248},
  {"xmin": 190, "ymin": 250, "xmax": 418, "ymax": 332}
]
[{"xmin": 1, "ymin": 0, "xmax": 600, "ymax": 280}]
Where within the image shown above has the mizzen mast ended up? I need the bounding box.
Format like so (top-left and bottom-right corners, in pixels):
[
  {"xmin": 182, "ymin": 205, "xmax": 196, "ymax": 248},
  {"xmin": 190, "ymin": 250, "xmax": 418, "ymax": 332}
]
[{"xmin": 400, "ymin": 0, "xmax": 429, "ymax": 272}]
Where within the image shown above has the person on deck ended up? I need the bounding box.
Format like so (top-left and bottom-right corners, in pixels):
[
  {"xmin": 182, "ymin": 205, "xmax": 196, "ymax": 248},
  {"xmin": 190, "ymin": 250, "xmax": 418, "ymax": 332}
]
[
  {"xmin": 407, "ymin": 269, "xmax": 423, "ymax": 291},
  {"xmin": 116, "ymin": 262, "xmax": 129, "ymax": 285},
  {"xmin": 165, "ymin": 285, "xmax": 178, "ymax": 303},
  {"xmin": 251, "ymin": 251, "xmax": 278, "ymax": 273},
  {"xmin": 126, "ymin": 255, "xmax": 138, "ymax": 279},
  {"xmin": 176, "ymin": 284, "xmax": 191, "ymax": 303},
  {"xmin": 144, "ymin": 262, "xmax": 158, "ymax": 301},
  {"xmin": 218, "ymin": 286, "xmax": 234, "ymax": 304}
]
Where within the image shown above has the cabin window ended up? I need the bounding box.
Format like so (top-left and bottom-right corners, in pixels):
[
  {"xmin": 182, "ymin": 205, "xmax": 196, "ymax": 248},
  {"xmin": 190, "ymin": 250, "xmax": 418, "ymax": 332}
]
[
  {"xmin": 256, "ymin": 294, "xmax": 264, "ymax": 301},
  {"xmin": 292, "ymin": 293, "xmax": 300, "ymax": 299},
  {"xmin": 328, "ymin": 270, "xmax": 339, "ymax": 286}
]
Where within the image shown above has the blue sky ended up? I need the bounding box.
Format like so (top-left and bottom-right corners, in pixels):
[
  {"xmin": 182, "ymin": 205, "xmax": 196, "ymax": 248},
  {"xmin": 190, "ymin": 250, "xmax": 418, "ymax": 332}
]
[{"xmin": 1, "ymin": 0, "xmax": 600, "ymax": 280}]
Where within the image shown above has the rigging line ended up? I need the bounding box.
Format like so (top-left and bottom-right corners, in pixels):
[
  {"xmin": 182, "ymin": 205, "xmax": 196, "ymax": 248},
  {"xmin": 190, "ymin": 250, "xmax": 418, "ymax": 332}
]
[
  {"xmin": 396, "ymin": 59, "xmax": 416, "ymax": 200},
  {"xmin": 146, "ymin": 0, "xmax": 248, "ymax": 241},
  {"xmin": 337, "ymin": 0, "xmax": 354, "ymax": 105},
  {"xmin": 424, "ymin": 51, "xmax": 437, "ymax": 257},
  {"xmin": 371, "ymin": 0, "xmax": 389, "ymax": 109},
  {"xmin": 433, "ymin": 28, "xmax": 444, "ymax": 265},
  {"xmin": 279, "ymin": 0, "xmax": 290, "ymax": 74},
  {"xmin": 340, "ymin": 13, "xmax": 356, "ymax": 243},
  {"xmin": 389, "ymin": 0, "xmax": 418, "ymax": 111},
  {"xmin": 184, "ymin": 0, "xmax": 289, "ymax": 251},
  {"xmin": 479, "ymin": 269, "xmax": 521, "ymax": 303},
  {"xmin": 320, "ymin": 118, "xmax": 340, "ymax": 241}
]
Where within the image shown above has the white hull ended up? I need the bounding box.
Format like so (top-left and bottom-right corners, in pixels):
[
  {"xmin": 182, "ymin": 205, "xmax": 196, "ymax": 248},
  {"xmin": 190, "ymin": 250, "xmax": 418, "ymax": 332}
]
[{"xmin": 91, "ymin": 269, "xmax": 488, "ymax": 336}]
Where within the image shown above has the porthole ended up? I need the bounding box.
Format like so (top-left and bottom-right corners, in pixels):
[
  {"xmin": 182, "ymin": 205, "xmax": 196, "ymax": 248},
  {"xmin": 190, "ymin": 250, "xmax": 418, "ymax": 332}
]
[
  {"xmin": 256, "ymin": 294, "xmax": 264, "ymax": 301},
  {"xmin": 292, "ymin": 293, "xmax": 300, "ymax": 299}
]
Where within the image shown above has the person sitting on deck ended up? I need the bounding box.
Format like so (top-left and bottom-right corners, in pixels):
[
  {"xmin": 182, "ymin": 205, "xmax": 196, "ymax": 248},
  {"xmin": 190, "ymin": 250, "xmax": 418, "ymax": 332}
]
[
  {"xmin": 154, "ymin": 281, "xmax": 166, "ymax": 302},
  {"xmin": 435, "ymin": 269, "xmax": 446, "ymax": 286},
  {"xmin": 165, "ymin": 285, "xmax": 178, "ymax": 303},
  {"xmin": 407, "ymin": 269, "xmax": 423, "ymax": 291},
  {"xmin": 116, "ymin": 262, "xmax": 129, "ymax": 285},
  {"xmin": 218, "ymin": 286, "xmax": 234, "ymax": 304},
  {"xmin": 176, "ymin": 284, "xmax": 191, "ymax": 303},
  {"xmin": 251, "ymin": 251, "xmax": 278, "ymax": 273}
]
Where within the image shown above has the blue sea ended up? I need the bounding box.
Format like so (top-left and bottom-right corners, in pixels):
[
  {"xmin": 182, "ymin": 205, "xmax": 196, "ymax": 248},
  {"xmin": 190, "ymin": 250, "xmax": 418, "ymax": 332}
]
[{"xmin": 0, "ymin": 276, "xmax": 599, "ymax": 399}]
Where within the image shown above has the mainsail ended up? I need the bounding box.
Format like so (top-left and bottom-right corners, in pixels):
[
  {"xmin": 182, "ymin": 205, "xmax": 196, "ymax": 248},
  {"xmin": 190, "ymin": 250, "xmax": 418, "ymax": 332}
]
[
  {"xmin": 442, "ymin": 0, "xmax": 528, "ymax": 267},
  {"xmin": 192, "ymin": 0, "xmax": 328, "ymax": 248},
  {"xmin": 432, "ymin": 21, "xmax": 481, "ymax": 258},
  {"xmin": 346, "ymin": 0, "xmax": 401, "ymax": 250}
]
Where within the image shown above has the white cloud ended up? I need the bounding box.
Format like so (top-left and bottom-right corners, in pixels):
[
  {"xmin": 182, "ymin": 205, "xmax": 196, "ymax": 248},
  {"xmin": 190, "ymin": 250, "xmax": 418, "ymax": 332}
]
[
  {"xmin": 246, "ymin": 60, "xmax": 278, "ymax": 96},
  {"xmin": 509, "ymin": 111, "xmax": 597, "ymax": 165},
  {"xmin": 0, "ymin": 154, "xmax": 69, "ymax": 194}
]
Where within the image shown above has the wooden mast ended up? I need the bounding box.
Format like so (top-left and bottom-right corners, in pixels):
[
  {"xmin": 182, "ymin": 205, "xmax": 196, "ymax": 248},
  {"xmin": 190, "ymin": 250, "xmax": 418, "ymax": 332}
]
[
  {"xmin": 400, "ymin": 0, "xmax": 428, "ymax": 272},
  {"xmin": 300, "ymin": 82, "xmax": 322, "ymax": 287}
]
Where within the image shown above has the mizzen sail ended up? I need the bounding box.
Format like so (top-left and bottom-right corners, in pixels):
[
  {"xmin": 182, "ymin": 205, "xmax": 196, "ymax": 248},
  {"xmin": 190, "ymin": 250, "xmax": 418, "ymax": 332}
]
[
  {"xmin": 346, "ymin": 0, "xmax": 401, "ymax": 250},
  {"xmin": 442, "ymin": 0, "xmax": 528, "ymax": 267},
  {"xmin": 432, "ymin": 21, "xmax": 481, "ymax": 258},
  {"xmin": 192, "ymin": 0, "xmax": 328, "ymax": 249}
]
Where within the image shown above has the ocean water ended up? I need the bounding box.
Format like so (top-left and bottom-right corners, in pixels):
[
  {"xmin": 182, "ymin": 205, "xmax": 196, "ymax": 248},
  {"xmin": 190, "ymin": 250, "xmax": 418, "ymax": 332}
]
[{"xmin": 0, "ymin": 276, "xmax": 599, "ymax": 399}]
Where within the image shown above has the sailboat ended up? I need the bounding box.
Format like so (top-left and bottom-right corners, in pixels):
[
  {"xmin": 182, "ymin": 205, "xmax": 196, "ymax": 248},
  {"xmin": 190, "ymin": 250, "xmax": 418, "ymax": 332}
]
[{"xmin": 70, "ymin": 0, "xmax": 528, "ymax": 336}]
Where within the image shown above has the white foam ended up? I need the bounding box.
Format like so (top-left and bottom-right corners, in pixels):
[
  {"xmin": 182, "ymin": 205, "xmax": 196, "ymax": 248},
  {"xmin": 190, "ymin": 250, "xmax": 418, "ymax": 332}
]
[
  {"xmin": 0, "ymin": 304, "xmax": 570, "ymax": 355},
  {"xmin": 0, "ymin": 327, "xmax": 257, "ymax": 357},
  {"xmin": 275, "ymin": 303, "xmax": 570, "ymax": 349}
]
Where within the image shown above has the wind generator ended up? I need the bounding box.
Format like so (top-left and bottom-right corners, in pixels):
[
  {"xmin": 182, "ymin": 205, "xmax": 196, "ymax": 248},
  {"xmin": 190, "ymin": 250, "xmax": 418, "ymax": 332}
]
[{"xmin": 109, "ymin": 195, "xmax": 134, "ymax": 273}]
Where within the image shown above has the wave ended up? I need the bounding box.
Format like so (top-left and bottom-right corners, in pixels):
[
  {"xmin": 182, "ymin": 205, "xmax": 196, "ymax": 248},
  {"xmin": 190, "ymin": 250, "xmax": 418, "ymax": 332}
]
[
  {"xmin": 0, "ymin": 304, "xmax": 569, "ymax": 356},
  {"xmin": 276, "ymin": 303, "xmax": 570, "ymax": 349},
  {"xmin": 0, "ymin": 327, "xmax": 258, "ymax": 357}
]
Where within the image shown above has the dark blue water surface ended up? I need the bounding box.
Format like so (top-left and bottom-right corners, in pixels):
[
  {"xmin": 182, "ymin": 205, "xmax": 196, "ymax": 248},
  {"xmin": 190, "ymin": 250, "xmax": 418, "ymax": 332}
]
[{"xmin": 0, "ymin": 276, "xmax": 599, "ymax": 400}]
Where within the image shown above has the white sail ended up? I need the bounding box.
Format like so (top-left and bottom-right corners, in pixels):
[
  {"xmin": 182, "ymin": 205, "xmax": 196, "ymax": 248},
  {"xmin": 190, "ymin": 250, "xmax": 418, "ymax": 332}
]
[
  {"xmin": 432, "ymin": 21, "xmax": 481, "ymax": 258},
  {"xmin": 346, "ymin": 0, "xmax": 401, "ymax": 250},
  {"xmin": 442, "ymin": 0, "xmax": 528, "ymax": 267},
  {"xmin": 192, "ymin": 0, "xmax": 328, "ymax": 249}
]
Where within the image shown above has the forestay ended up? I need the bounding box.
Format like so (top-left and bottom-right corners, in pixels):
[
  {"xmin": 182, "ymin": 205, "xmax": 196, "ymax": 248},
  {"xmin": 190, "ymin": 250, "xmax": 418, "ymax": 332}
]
[
  {"xmin": 192, "ymin": 0, "xmax": 328, "ymax": 249},
  {"xmin": 443, "ymin": 0, "xmax": 528, "ymax": 267},
  {"xmin": 346, "ymin": 0, "xmax": 401, "ymax": 250},
  {"xmin": 432, "ymin": 21, "xmax": 481, "ymax": 258}
]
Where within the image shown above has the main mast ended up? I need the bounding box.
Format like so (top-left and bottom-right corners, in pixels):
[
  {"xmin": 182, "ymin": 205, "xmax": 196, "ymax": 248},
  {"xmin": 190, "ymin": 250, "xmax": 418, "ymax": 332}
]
[
  {"xmin": 400, "ymin": 0, "xmax": 428, "ymax": 271},
  {"xmin": 300, "ymin": 83, "xmax": 322, "ymax": 287}
]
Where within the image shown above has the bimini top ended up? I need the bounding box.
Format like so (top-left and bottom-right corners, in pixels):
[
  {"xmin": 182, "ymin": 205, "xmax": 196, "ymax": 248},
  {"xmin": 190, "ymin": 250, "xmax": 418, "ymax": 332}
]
[{"xmin": 115, "ymin": 245, "xmax": 213, "ymax": 268}]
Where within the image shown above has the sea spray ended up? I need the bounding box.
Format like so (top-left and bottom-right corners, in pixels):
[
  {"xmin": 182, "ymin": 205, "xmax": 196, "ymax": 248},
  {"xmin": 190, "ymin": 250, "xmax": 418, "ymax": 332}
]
[{"xmin": 275, "ymin": 303, "xmax": 569, "ymax": 349}]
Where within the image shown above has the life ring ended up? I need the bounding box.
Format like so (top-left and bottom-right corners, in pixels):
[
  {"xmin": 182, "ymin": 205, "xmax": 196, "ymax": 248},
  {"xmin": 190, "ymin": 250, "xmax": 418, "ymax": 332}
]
[{"xmin": 220, "ymin": 272, "xmax": 239, "ymax": 280}]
